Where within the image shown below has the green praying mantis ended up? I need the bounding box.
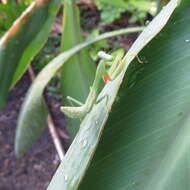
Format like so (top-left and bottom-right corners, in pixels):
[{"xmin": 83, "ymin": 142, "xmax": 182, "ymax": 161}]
[{"xmin": 60, "ymin": 49, "xmax": 125, "ymax": 119}]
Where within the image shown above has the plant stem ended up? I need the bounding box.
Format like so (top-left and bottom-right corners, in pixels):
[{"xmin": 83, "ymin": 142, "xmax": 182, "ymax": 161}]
[{"xmin": 47, "ymin": 115, "xmax": 65, "ymax": 160}]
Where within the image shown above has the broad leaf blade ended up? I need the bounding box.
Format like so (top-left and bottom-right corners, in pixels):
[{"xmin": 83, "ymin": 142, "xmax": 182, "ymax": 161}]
[
  {"xmin": 0, "ymin": 0, "xmax": 62, "ymax": 108},
  {"xmin": 79, "ymin": 0, "xmax": 190, "ymax": 190},
  {"xmin": 15, "ymin": 27, "xmax": 142, "ymax": 157},
  {"xmin": 12, "ymin": 0, "xmax": 62, "ymax": 86},
  {"xmin": 60, "ymin": 0, "xmax": 95, "ymax": 138},
  {"xmin": 47, "ymin": 0, "xmax": 179, "ymax": 189}
]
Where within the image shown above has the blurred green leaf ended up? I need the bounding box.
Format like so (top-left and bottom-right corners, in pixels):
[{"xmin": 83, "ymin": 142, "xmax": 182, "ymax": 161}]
[
  {"xmin": 47, "ymin": 0, "xmax": 180, "ymax": 189},
  {"xmin": 60, "ymin": 0, "xmax": 96, "ymax": 138},
  {"xmin": 0, "ymin": 0, "xmax": 62, "ymax": 108},
  {"xmin": 0, "ymin": 3, "xmax": 26, "ymax": 35}
]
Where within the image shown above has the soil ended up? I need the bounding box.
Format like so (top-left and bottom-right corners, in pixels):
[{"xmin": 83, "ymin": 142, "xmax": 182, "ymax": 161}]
[{"xmin": 0, "ymin": 73, "xmax": 68, "ymax": 190}]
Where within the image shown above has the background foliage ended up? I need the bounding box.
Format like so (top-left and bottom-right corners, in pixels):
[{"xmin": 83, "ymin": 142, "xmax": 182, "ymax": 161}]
[{"xmin": 95, "ymin": 0, "xmax": 157, "ymax": 25}]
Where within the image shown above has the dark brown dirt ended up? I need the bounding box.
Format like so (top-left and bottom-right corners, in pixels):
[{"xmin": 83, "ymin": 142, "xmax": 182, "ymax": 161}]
[{"xmin": 0, "ymin": 73, "xmax": 68, "ymax": 190}]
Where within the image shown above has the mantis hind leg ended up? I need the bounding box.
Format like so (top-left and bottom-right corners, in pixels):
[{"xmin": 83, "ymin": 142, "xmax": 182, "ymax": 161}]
[{"xmin": 66, "ymin": 96, "xmax": 84, "ymax": 106}]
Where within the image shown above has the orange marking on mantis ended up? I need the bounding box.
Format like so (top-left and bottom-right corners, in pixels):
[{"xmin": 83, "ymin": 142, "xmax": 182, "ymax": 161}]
[{"xmin": 102, "ymin": 75, "xmax": 111, "ymax": 83}]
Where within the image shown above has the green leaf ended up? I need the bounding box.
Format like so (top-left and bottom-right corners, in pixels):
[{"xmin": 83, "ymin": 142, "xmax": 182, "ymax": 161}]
[
  {"xmin": 80, "ymin": 1, "xmax": 190, "ymax": 190},
  {"xmin": 15, "ymin": 26, "xmax": 143, "ymax": 158},
  {"xmin": 0, "ymin": 0, "xmax": 62, "ymax": 108},
  {"xmin": 60, "ymin": 0, "xmax": 96, "ymax": 138},
  {"xmin": 0, "ymin": 3, "xmax": 26, "ymax": 31},
  {"xmin": 47, "ymin": 0, "xmax": 179, "ymax": 189}
]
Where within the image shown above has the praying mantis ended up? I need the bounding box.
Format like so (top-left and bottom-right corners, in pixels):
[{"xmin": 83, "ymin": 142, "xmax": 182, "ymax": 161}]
[{"xmin": 60, "ymin": 49, "xmax": 125, "ymax": 119}]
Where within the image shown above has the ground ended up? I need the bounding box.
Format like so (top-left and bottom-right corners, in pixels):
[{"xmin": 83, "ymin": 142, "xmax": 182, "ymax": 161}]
[{"xmin": 0, "ymin": 73, "xmax": 68, "ymax": 190}]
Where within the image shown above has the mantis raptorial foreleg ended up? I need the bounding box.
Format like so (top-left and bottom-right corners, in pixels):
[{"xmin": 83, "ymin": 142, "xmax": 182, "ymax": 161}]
[{"xmin": 60, "ymin": 49, "xmax": 125, "ymax": 119}]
